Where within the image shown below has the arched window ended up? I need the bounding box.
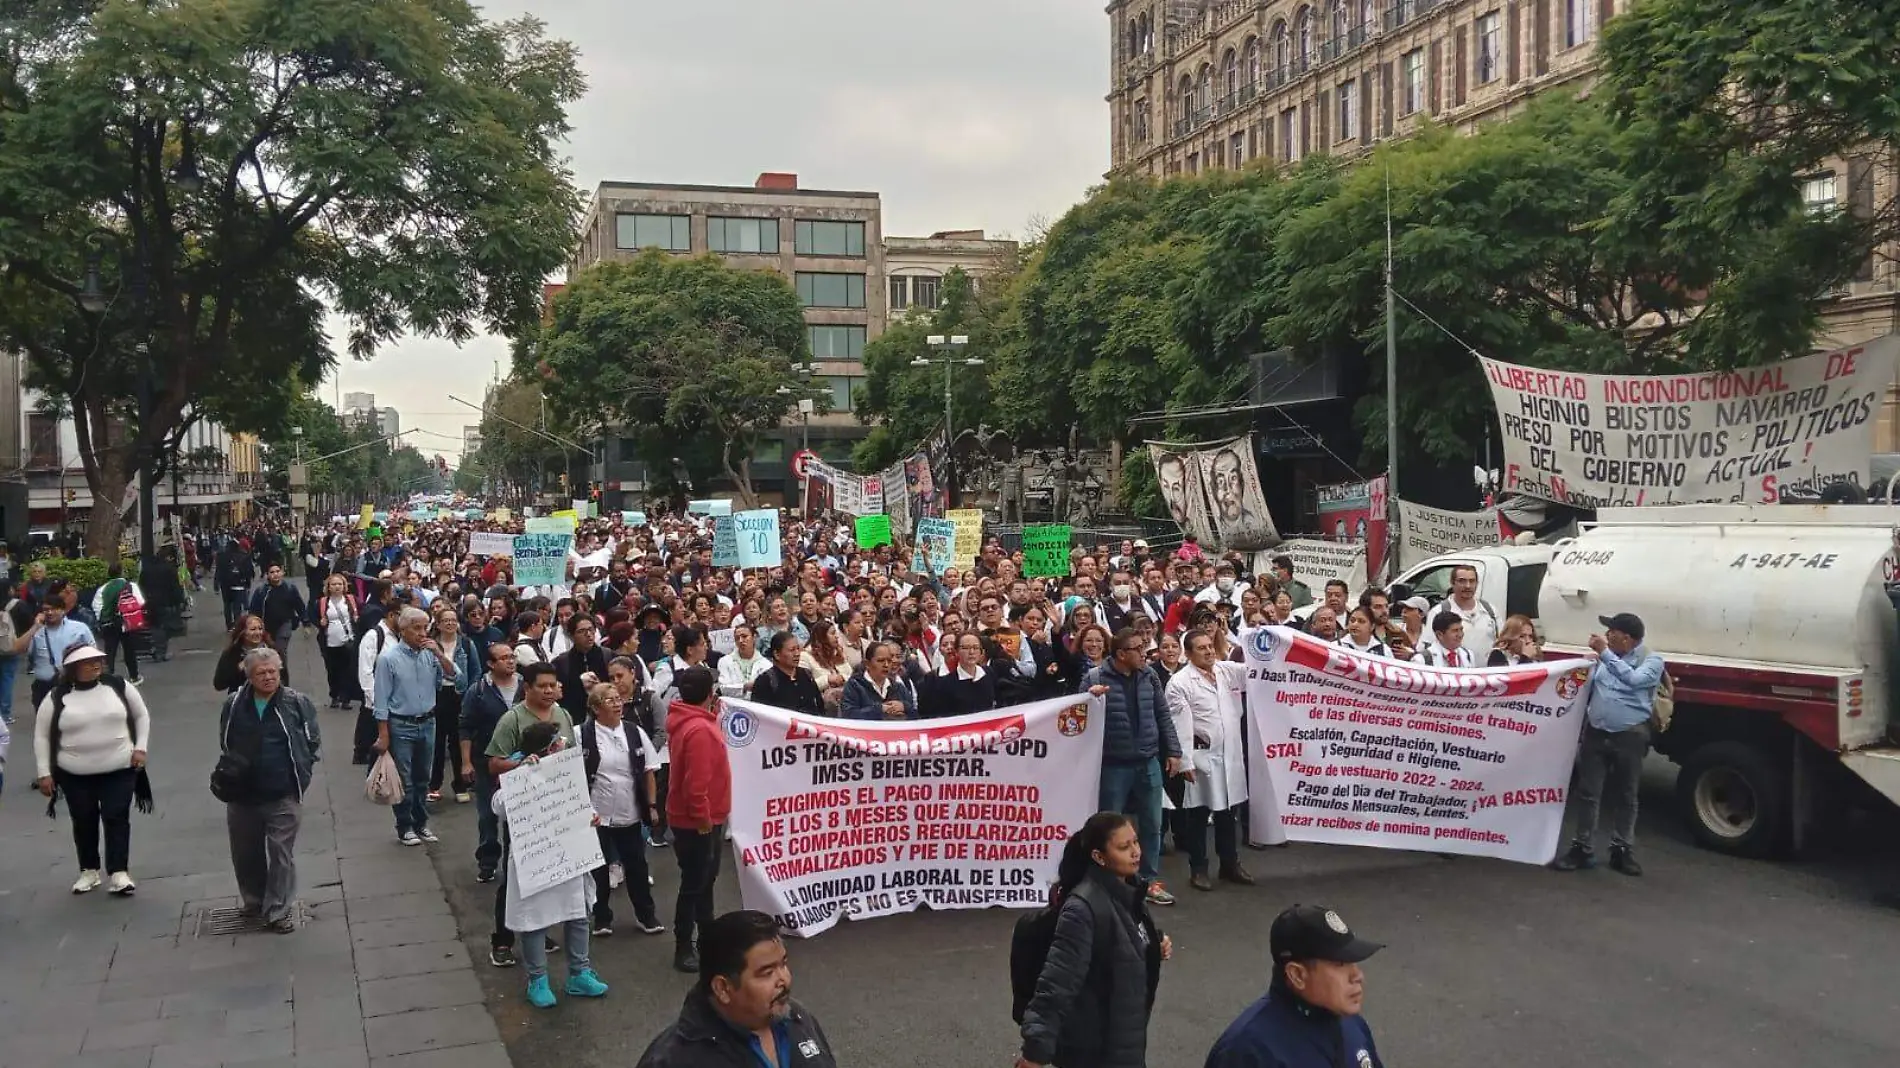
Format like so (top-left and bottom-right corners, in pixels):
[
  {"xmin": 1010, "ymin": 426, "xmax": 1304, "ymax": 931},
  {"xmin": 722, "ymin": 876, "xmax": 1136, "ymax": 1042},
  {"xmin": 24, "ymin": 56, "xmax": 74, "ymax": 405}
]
[
  {"xmin": 1329, "ymin": 0, "xmax": 1346, "ymax": 43},
  {"xmin": 1142, "ymin": 12, "xmax": 1154, "ymax": 53},
  {"xmin": 1295, "ymin": 6, "xmax": 1314, "ymax": 64},
  {"xmin": 1271, "ymin": 20, "xmax": 1290, "ymax": 75},
  {"xmin": 1178, "ymin": 74, "xmax": 1194, "ymax": 115},
  {"xmin": 1197, "ymin": 63, "xmax": 1212, "ymax": 112},
  {"xmin": 1359, "ymin": 0, "xmax": 1374, "ymax": 37},
  {"xmin": 1243, "ymin": 36, "xmax": 1261, "ymax": 87},
  {"xmin": 1222, "ymin": 48, "xmax": 1238, "ymax": 99}
]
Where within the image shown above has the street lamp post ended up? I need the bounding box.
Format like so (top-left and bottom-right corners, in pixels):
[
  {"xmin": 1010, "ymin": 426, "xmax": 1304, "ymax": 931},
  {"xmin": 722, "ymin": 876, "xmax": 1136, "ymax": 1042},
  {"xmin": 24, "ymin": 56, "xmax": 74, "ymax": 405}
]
[
  {"xmin": 777, "ymin": 362, "xmax": 817, "ymax": 454},
  {"xmin": 912, "ymin": 335, "xmax": 982, "ymax": 507}
]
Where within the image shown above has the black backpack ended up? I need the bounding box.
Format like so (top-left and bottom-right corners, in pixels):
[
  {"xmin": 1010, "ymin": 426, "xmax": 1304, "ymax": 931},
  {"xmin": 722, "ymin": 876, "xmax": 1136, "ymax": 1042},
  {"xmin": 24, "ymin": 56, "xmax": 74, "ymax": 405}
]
[{"xmin": 1008, "ymin": 894, "xmax": 1110, "ymax": 1024}]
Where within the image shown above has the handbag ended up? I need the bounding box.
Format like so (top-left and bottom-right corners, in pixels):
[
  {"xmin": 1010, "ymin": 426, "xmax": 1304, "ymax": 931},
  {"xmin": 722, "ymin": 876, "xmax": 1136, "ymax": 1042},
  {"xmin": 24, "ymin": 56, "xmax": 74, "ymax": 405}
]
[{"xmin": 209, "ymin": 751, "xmax": 252, "ymax": 803}]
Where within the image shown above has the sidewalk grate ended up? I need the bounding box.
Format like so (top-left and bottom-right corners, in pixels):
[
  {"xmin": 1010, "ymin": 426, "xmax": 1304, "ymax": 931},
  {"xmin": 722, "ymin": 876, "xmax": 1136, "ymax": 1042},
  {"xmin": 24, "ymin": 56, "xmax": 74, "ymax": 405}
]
[{"xmin": 194, "ymin": 901, "xmax": 308, "ymax": 937}]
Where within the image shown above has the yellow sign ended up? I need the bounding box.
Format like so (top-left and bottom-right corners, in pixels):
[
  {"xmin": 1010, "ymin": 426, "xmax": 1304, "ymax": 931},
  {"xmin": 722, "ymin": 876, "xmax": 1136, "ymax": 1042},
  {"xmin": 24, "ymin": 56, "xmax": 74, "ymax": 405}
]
[
  {"xmin": 357, "ymin": 505, "xmax": 374, "ymax": 530},
  {"xmin": 949, "ymin": 509, "xmax": 984, "ymax": 566},
  {"xmin": 552, "ymin": 508, "xmax": 579, "ymax": 523},
  {"xmin": 491, "ymin": 507, "xmax": 513, "ymax": 522}
]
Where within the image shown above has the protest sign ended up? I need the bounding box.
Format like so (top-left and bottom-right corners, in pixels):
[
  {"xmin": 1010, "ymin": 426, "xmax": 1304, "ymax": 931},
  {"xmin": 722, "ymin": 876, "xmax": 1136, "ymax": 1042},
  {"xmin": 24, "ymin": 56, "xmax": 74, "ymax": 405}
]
[
  {"xmin": 492, "ymin": 507, "xmax": 513, "ymax": 522},
  {"xmin": 734, "ymin": 509, "xmax": 783, "ymax": 568},
  {"xmin": 469, "ymin": 532, "xmax": 515, "ymax": 558},
  {"xmin": 524, "ymin": 515, "xmax": 576, "ymax": 535},
  {"xmin": 356, "ymin": 505, "xmax": 374, "ymax": 530},
  {"xmin": 1260, "ymin": 539, "xmax": 1368, "ymax": 594},
  {"xmin": 553, "ymin": 508, "xmax": 579, "ymax": 525},
  {"xmin": 708, "ymin": 628, "xmax": 737, "ymax": 657},
  {"xmin": 913, "ymin": 517, "xmax": 956, "ymax": 575},
  {"xmin": 1316, "ymin": 476, "xmax": 1388, "ymax": 578},
  {"xmin": 576, "ymin": 549, "xmax": 611, "ymax": 572},
  {"xmin": 1021, "ymin": 524, "xmax": 1071, "ymax": 578},
  {"xmin": 570, "ymin": 499, "xmax": 587, "ymax": 517},
  {"xmin": 722, "ymin": 693, "xmax": 1105, "ymax": 937},
  {"xmin": 512, "ymin": 533, "xmax": 573, "ymax": 587},
  {"xmin": 948, "ymin": 509, "xmax": 984, "ymax": 566},
  {"xmin": 689, "ymin": 499, "xmax": 733, "ymax": 517},
  {"xmin": 1242, "ymin": 626, "xmax": 1589, "ymax": 864},
  {"xmin": 1396, "ymin": 500, "xmax": 1498, "ymax": 567},
  {"xmin": 713, "ymin": 516, "xmax": 739, "ymax": 567},
  {"xmin": 622, "ymin": 510, "xmax": 647, "ymax": 527},
  {"xmin": 498, "ymin": 748, "xmax": 606, "ymax": 897},
  {"xmin": 855, "ymin": 514, "xmax": 892, "ymax": 548},
  {"xmin": 1481, "ymin": 336, "xmax": 1900, "ymax": 506}
]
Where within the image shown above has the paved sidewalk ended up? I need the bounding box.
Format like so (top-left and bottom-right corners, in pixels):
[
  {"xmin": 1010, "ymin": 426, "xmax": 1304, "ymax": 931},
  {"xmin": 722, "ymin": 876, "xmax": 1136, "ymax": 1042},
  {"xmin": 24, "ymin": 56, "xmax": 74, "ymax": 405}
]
[{"xmin": 0, "ymin": 590, "xmax": 511, "ymax": 1068}]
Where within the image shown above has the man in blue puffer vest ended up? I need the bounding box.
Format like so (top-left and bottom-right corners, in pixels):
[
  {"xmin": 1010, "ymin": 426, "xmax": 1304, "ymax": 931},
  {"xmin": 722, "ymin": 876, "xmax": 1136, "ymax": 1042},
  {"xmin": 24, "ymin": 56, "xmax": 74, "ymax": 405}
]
[{"xmin": 1080, "ymin": 626, "xmax": 1184, "ymax": 906}]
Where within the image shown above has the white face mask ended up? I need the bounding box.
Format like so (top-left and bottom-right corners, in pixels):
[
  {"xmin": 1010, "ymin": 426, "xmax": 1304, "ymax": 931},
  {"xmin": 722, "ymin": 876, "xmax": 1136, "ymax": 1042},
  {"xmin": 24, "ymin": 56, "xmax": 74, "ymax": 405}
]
[
  {"xmin": 1216, "ymin": 577, "xmax": 1236, "ymax": 593},
  {"xmin": 1112, "ymin": 584, "xmax": 1133, "ymax": 601}
]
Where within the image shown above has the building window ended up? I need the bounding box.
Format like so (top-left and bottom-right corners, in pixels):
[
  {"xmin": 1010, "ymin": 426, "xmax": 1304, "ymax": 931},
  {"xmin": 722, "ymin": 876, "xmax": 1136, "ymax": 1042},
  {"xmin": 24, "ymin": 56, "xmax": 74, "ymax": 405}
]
[
  {"xmin": 910, "ymin": 276, "xmax": 941, "ymax": 310},
  {"xmin": 824, "ymin": 376, "xmax": 863, "ymax": 413},
  {"xmin": 1476, "ymin": 11, "xmax": 1502, "ymax": 83},
  {"xmin": 1134, "ymin": 98, "xmax": 1150, "ymax": 143},
  {"xmin": 1272, "ymin": 21, "xmax": 1290, "ymax": 76},
  {"xmin": 796, "ymin": 272, "xmax": 865, "ymax": 308},
  {"xmin": 1564, "ymin": 0, "xmax": 1594, "ymax": 47},
  {"xmin": 1243, "ymin": 38, "xmax": 1261, "ymax": 88},
  {"xmin": 1802, "ymin": 173, "xmax": 1839, "ymax": 215},
  {"xmin": 795, "ymin": 220, "xmax": 866, "ymax": 257},
  {"xmin": 1279, "ymin": 108, "xmax": 1296, "ymax": 161},
  {"xmin": 889, "ymin": 276, "xmax": 909, "ymax": 311},
  {"xmin": 1336, "ymin": 80, "xmax": 1357, "ymax": 141},
  {"xmin": 752, "ymin": 439, "xmax": 787, "ymax": 465},
  {"xmin": 1230, "ymin": 131, "xmax": 1246, "ymax": 164},
  {"xmin": 26, "ymin": 412, "xmax": 59, "ymax": 469},
  {"xmin": 1295, "ymin": 6, "xmax": 1314, "ymax": 66},
  {"xmin": 707, "ymin": 216, "xmax": 779, "ymax": 254},
  {"xmin": 810, "ymin": 325, "xmax": 867, "ymax": 360},
  {"xmin": 1401, "ymin": 49, "xmax": 1425, "ymax": 114},
  {"xmin": 618, "ymin": 437, "xmax": 641, "ymax": 461},
  {"xmin": 1187, "ymin": 151, "xmax": 1200, "ymax": 173},
  {"xmin": 1222, "ymin": 49, "xmax": 1238, "ymax": 103},
  {"xmin": 615, "ymin": 213, "xmax": 690, "ymax": 251}
]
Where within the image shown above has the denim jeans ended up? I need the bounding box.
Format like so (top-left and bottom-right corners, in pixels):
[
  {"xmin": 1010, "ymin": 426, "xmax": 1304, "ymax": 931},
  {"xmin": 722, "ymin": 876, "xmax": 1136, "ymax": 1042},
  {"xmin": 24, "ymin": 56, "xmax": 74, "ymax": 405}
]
[
  {"xmin": 1099, "ymin": 758, "xmax": 1164, "ymax": 882},
  {"xmin": 519, "ymin": 916, "xmax": 591, "ymax": 981},
  {"xmin": 386, "ymin": 716, "xmax": 435, "ymax": 835},
  {"xmin": 0, "ymin": 654, "xmax": 17, "ymax": 724},
  {"xmin": 1570, "ymin": 724, "xmax": 1650, "ymax": 853},
  {"xmin": 472, "ymin": 772, "xmax": 502, "ymax": 874}
]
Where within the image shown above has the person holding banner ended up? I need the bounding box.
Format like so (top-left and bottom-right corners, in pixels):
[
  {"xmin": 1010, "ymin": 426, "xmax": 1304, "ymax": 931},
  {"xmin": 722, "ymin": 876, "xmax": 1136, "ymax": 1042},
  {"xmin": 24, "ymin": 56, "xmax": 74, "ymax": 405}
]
[
  {"xmin": 1016, "ymin": 812, "xmax": 1169, "ymax": 1068},
  {"xmin": 1553, "ymin": 613, "xmax": 1665, "ymax": 878},
  {"xmin": 840, "ymin": 640, "xmax": 917, "ymax": 720},
  {"xmin": 750, "ymin": 633, "xmax": 825, "ymax": 718},
  {"xmin": 1165, "ymin": 631, "xmax": 1254, "ymax": 893},
  {"xmin": 1083, "ymin": 629, "xmax": 1185, "ymax": 908},
  {"xmin": 1337, "ymin": 608, "xmax": 1389, "ymax": 658}
]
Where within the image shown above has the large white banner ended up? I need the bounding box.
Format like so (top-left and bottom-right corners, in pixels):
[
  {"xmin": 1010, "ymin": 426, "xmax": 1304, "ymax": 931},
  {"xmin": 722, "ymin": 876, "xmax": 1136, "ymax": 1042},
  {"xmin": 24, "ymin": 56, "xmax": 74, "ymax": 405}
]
[
  {"xmin": 468, "ymin": 531, "xmax": 515, "ymax": 558},
  {"xmin": 1482, "ymin": 336, "xmax": 1900, "ymax": 506},
  {"xmin": 1396, "ymin": 500, "xmax": 1498, "ymax": 567},
  {"xmin": 720, "ymin": 694, "xmax": 1105, "ymax": 938},
  {"xmin": 1148, "ymin": 442, "xmax": 1220, "ymax": 548},
  {"xmin": 1261, "ymin": 539, "xmax": 1368, "ymax": 594},
  {"xmin": 1243, "ymin": 627, "xmax": 1589, "ymax": 864},
  {"xmin": 1197, "ymin": 435, "xmax": 1279, "ymax": 550}
]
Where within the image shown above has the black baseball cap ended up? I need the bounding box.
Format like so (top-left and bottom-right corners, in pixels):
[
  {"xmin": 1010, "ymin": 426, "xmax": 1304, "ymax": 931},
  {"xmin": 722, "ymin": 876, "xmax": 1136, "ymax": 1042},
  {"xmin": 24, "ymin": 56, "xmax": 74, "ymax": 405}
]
[
  {"xmin": 1270, "ymin": 904, "xmax": 1383, "ymax": 965},
  {"xmin": 1597, "ymin": 613, "xmax": 1645, "ymax": 642}
]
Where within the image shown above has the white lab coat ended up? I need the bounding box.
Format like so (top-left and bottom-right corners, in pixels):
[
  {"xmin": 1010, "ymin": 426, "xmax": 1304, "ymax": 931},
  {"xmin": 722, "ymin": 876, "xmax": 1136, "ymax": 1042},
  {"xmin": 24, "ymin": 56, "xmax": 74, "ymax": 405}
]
[
  {"xmin": 1164, "ymin": 660, "xmax": 1249, "ymax": 812},
  {"xmin": 492, "ymin": 788, "xmax": 597, "ymax": 933}
]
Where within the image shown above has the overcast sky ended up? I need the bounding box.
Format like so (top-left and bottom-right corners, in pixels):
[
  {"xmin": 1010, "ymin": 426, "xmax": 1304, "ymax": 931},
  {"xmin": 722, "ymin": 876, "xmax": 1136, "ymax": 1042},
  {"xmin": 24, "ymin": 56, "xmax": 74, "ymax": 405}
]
[{"xmin": 329, "ymin": 0, "xmax": 1108, "ymax": 462}]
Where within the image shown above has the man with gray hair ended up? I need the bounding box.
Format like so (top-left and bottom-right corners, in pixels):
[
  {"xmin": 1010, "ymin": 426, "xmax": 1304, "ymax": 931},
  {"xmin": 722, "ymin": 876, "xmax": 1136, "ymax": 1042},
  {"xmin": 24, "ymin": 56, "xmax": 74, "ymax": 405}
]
[
  {"xmin": 374, "ymin": 607, "xmax": 461, "ymax": 846},
  {"xmin": 216, "ymin": 647, "xmax": 322, "ymax": 932}
]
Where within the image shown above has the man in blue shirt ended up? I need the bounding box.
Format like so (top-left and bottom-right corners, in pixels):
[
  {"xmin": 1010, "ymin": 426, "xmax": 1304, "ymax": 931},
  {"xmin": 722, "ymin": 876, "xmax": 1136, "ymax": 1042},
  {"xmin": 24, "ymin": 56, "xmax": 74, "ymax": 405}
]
[
  {"xmin": 1554, "ymin": 612, "xmax": 1665, "ymax": 876},
  {"xmin": 1205, "ymin": 904, "xmax": 1384, "ymax": 1068},
  {"xmin": 373, "ymin": 607, "xmax": 460, "ymax": 846},
  {"xmin": 26, "ymin": 580, "xmax": 96, "ymax": 711}
]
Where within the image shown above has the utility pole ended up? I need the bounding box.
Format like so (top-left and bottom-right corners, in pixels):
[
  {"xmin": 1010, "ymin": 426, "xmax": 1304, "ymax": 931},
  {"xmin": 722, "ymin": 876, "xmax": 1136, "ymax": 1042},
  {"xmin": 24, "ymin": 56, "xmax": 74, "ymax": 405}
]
[{"xmin": 913, "ymin": 335, "xmax": 982, "ymax": 507}]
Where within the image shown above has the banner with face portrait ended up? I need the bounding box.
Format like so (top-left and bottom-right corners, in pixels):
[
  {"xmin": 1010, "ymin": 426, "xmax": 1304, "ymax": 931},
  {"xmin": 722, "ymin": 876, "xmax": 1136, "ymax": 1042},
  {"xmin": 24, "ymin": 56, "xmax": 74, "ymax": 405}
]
[
  {"xmin": 1197, "ymin": 435, "xmax": 1280, "ymax": 551},
  {"xmin": 1147, "ymin": 442, "xmax": 1220, "ymax": 548}
]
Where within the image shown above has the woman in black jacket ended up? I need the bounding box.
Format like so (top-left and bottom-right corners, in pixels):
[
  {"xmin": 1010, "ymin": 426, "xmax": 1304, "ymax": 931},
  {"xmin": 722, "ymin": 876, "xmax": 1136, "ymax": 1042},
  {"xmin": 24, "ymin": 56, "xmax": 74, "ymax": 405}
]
[
  {"xmin": 750, "ymin": 631, "xmax": 825, "ymax": 717},
  {"xmin": 551, "ymin": 615, "xmax": 611, "ymax": 723},
  {"xmin": 922, "ymin": 632, "xmax": 1000, "ymax": 719},
  {"xmin": 1018, "ymin": 812, "xmax": 1169, "ymax": 1068}
]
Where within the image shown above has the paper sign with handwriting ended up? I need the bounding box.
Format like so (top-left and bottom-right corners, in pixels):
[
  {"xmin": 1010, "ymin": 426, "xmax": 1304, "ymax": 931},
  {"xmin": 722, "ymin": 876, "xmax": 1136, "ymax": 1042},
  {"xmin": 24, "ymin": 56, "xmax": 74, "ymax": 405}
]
[{"xmin": 500, "ymin": 748, "xmax": 605, "ymax": 897}]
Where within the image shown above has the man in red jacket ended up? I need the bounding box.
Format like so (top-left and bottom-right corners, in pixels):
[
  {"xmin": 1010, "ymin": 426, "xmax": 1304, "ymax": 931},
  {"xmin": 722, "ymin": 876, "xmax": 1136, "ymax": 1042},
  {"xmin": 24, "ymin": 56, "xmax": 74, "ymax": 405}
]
[{"xmin": 665, "ymin": 665, "xmax": 731, "ymax": 974}]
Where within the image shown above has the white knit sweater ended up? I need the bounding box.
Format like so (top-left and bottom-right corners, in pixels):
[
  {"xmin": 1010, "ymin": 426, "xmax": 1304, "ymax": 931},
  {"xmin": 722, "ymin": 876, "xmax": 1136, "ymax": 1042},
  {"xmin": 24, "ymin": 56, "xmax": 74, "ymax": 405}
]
[{"xmin": 33, "ymin": 680, "xmax": 151, "ymax": 779}]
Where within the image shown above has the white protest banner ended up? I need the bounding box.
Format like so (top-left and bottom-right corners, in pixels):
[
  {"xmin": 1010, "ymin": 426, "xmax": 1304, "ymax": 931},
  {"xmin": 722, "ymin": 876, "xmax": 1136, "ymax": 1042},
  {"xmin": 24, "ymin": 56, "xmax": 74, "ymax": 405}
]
[
  {"xmin": 913, "ymin": 517, "xmax": 955, "ymax": 576},
  {"xmin": 469, "ymin": 532, "xmax": 515, "ymax": 558},
  {"xmin": 499, "ymin": 748, "xmax": 605, "ymax": 897},
  {"xmin": 1482, "ymin": 336, "xmax": 1900, "ymax": 506},
  {"xmin": 832, "ymin": 472, "xmax": 875, "ymax": 517},
  {"xmin": 576, "ymin": 549, "xmax": 611, "ymax": 572},
  {"xmin": 712, "ymin": 516, "xmax": 740, "ymax": 567},
  {"xmin": 524, "ymin": 515, "xmax": 575, "ymax": 535},
  {"xmin": 1242, "ymin": 626, "xmax": 1590, "ymax": 864},
  {"xmin": 1396, "ymin": 500, "xmax": 1498, "ymax": 567},
  {"xmin": 734, "ymin": 509, "xmax": 783, "ymax": 568},
  {"xmin": 880, "ymin": 461, "xmax": 911, "ymax": 536},
  {"xmin": 622, "ymin": 510, "xmax": 648, "ymax": 527},
  {"xmin": 689, "ymin": 499, "xmax": 734, "ymax": 517},
  {"xmin": 721, "ymin": 693, "xmax": 1105, "ymax": 937},
  {"xmin": 1262, "ymin": 539, "xmax": 1367, "ymax": 594},
  {"xmin": 708, "ymin": 628, "xmax": 738, "ymax": 657},
  {"xmin": 512, "ymin": 533, "xmax": 573, "ymax": 587}
]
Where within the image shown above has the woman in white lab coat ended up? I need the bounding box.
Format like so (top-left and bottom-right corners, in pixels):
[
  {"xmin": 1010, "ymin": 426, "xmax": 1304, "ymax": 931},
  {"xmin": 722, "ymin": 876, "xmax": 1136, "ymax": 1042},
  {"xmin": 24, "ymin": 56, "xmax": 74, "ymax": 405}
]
[
  {"xmin": 1163, "ymin": 629, "xmax": 1253, "ymax": 893},
  {"xmin": 493, "ymin": 720, "xmax": 608, "ymax": 1009}
]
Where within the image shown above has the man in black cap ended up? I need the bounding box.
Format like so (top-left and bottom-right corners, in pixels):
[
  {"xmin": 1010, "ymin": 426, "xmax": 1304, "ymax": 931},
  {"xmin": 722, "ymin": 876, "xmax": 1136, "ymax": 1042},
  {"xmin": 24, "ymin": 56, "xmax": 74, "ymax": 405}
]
[
  {"xmin": 1552, "ymin": 612, "xmax": 1665, "ymax": 876},
  {"xmin": 1204, "ymin": 904, "xmax": 1384, "ymax": 1068}
]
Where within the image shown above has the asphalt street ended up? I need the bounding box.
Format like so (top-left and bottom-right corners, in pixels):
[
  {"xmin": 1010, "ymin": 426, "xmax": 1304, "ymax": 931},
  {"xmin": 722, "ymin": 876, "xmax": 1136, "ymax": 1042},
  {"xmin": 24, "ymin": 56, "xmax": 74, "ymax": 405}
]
[{"xmin": 426, "ymin": 727, "xmax": 1900, "ymax": 1068}]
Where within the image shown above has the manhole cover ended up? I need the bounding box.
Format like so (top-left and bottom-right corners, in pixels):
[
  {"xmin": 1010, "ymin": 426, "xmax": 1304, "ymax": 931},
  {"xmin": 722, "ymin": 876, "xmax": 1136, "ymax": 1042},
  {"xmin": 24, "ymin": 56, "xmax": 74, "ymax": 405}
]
[{"xmin": 194, "ymin": 901, "xmax": 308, "ymax": 936}]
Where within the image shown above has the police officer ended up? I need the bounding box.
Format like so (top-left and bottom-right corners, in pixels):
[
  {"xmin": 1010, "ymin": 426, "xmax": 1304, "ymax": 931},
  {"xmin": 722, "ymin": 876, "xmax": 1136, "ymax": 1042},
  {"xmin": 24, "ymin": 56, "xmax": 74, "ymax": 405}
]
[{"xmin": 1204, "ymin": 904, "xmax": 1385, "ymax": 1068}]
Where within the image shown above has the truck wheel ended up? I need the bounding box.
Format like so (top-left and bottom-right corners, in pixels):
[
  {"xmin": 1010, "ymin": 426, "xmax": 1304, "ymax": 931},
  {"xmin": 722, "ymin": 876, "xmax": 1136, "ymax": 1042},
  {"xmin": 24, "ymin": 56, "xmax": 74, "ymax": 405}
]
[{"xmin": 1675, "ymin": 741, "xmax": 1790, "ymax": 858}]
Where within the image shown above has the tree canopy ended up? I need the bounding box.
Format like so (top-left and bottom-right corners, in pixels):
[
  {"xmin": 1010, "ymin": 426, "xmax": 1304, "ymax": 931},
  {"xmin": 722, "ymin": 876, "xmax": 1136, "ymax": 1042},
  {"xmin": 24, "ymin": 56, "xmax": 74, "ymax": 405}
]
[
  {"xmin": 0, "ymin": 0, "xmax": 583, "ymax": 550},
  {"xmin": 538, "ymin": 252, "xmax": 816, "ymax": 507}
]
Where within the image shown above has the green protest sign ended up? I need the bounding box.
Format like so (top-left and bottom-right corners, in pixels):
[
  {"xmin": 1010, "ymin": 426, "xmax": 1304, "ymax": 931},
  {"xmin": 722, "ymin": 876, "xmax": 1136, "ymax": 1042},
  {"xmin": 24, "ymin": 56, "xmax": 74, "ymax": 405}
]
[
  {"xmin": 855, "ymin": 513, "xmax": 893, "ymax": 548},
  {"xmin": 1021, "ymin": 523, "xmax": 1072, "ymax": 577}
]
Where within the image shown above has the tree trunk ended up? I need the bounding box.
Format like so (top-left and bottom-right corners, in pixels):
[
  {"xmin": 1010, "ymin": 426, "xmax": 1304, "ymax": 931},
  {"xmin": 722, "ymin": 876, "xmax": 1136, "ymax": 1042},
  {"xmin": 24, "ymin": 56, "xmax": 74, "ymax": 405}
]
[
  {"xmin": 721, "ymin": 438, "xmax": 758, "ymax": 509},
  {"xmin": 84, "ymin": 458, "xmax": 132, "ymax": 558}
]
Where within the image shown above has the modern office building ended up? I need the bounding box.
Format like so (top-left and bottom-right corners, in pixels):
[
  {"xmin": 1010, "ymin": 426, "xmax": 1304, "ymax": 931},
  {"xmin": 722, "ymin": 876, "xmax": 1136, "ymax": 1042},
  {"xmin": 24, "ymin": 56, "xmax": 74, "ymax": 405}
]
[{"xmin": 1106, "ymin": 0, "xmax": 1900, "ymax": 449}]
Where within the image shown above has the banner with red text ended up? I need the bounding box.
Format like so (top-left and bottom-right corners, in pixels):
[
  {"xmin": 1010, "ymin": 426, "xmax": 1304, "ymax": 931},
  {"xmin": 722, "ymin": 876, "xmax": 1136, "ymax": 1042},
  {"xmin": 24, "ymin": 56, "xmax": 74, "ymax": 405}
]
[
  {"xmin": 720, "ymin": 694, "xmax": 1106, "ymax": 937},
  {"xmin": 1481, "ymin": 336, "xmax": 1900, "ymax": 507},
  {"xmin": 1242, "ymin": 626, "xmax": 1590, "ymax": 865}
]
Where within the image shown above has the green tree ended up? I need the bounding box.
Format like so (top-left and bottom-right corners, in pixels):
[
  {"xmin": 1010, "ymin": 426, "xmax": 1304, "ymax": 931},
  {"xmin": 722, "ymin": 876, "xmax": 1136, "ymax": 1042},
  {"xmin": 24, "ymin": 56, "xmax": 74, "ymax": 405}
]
[
  {"xmin": 853, "ymin": 269, "xmax": 1006, "ymax": 471},
  {"xmin": 471, "ymin": 377, "xmax": 572, "ymax": 504},
  {"xmin": 0, "ymin": 0, "xmax": 584, "ymax": 553},
  {"xmin": 539, "ymin": 252, "xmax": 814, "ymax": 508}
]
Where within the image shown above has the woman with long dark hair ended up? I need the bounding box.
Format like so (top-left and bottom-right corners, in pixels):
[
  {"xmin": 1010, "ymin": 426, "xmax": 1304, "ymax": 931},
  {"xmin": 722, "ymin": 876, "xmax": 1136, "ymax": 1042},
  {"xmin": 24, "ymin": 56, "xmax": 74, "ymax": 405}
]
[
  {"xmin": 214, "ymin": 613, "xmax": 272, "ymax": 693},
  {"xmin": 1016, "ymin": 812, "xmax": 1170, "ymax": 1068}
]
